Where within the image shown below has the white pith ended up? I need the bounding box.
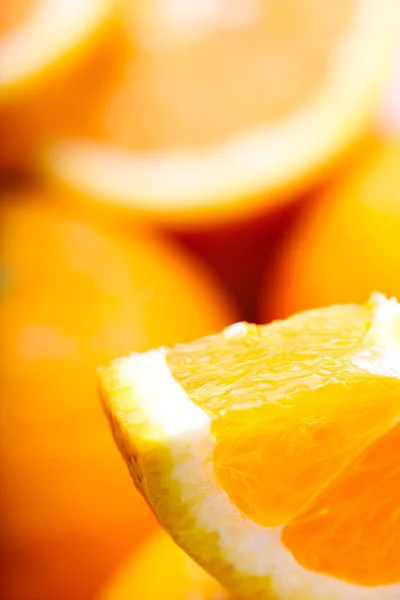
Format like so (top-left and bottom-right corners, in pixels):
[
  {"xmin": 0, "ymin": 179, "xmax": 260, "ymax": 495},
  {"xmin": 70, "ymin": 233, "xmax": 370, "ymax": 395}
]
[
  {"xmin": 46, "ymin": 0, "xmax": 399, "ymax": 223},
  {"xmin": 0, "ymin": 0, "xmax": 111, "ymax": 90},
  {"xmin": 352, "ymin": 294, "xmax": 400, "ymax": 378},
  {"xmin": 112, "ymin": 297, "xmax": 400, "ymax": 600}
]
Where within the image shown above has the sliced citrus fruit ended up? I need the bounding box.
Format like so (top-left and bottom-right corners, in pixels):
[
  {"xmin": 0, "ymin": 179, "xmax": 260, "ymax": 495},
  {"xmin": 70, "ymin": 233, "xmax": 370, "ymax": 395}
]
[
  {"xmin": 262, "ymin": 135, "xmax": 400, "ymax": 322},
  {"xmin": 100, "ymin": 293, "xmax": 400, "ymax": 600},
  {"xmin": 0, "ymin": 0, "xmax": 114, "ymax": 96},
  {"xmin": 99, "ymin": 532, "xmax": 229, "ymax": 600},
  {"xmin": 46, "ymin": 0, "xmax": 398, "ymax": 226}
]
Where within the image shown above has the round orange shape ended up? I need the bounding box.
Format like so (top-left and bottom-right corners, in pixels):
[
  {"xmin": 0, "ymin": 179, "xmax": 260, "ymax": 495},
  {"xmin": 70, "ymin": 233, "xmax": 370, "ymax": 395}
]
[
  {"xmin": 261, "ymin": 136, "xmax": 400, "ymax": 322},
  {"xmin": 0, "ymin": 189, "xmax": 236, "ymax": 600}
]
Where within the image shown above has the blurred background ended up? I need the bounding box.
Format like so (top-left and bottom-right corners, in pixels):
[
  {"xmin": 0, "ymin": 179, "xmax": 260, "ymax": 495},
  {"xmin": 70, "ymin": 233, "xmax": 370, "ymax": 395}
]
[{"xmin": 1, "ymin": 1, "xmax": 400, "ymax": 599}]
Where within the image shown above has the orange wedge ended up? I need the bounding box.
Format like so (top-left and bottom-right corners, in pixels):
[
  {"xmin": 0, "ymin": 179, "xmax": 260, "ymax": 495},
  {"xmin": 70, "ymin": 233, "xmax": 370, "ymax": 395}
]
[
  {"xmin": 46, "ymin": 0, "xmax": 399, "ymax": 227},
  {"xmin": 100, "ymin": 293, "xmax": 400, "ymax": 600},
  {"xmin": 99, "ymin": 532, "xmax": 228, "ymax": 600}
]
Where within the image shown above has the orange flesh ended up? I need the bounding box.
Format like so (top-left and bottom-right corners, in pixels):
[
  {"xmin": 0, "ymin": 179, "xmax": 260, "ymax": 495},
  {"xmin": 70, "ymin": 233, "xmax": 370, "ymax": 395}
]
[
  {"xmin": 166, "ymin": 304, "xmax": 400, "ymax": 586},
  {"xmin": 0, "ymin": 0, "xmax": 36, "ymax": 35},
  {"xmin": 282, "ymin": 422, "xmax": 400, "ymax": 586},
  {"xmin": 211, "ymin": 378, "xmax": 400, "ymax": 528},
  {"xmin": 101, "ymin": 0, "xmax": 353, "ymax": 151}
]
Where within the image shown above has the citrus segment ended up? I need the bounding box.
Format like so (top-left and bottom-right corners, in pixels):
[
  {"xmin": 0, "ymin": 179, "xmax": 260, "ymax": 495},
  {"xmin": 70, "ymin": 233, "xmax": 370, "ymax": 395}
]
[
  {"xmin": 283, "ymin": 422, "xmax": 400, "ymax": 586},
  {"xmin": 166, "ymin": 303, "xmax": 371, "ymax": 409},
  {"xmin": 100, "ymin": 294, "xmax": 400, "ymax": 599},
  {"xmin": 166, "ymin": 301, "xmax": 400, "ymax": 536},
  {"xmin": 211, "ymin": 378, "xmax": 400, "ymax": 528}
]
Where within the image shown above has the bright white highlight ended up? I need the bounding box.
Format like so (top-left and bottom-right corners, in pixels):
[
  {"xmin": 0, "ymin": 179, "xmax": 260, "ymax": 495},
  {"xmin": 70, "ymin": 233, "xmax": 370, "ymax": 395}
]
[{"xmin": 118, "ymin": 349, "xmax": 210, "ymax": 438}]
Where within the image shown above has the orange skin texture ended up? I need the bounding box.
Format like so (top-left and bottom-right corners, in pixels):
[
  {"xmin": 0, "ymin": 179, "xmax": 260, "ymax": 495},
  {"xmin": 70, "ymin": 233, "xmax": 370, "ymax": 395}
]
[
  {"xmin": 0, "ymin": 190, "xmax": 236, "ymax": 600},
  {"xmin": 261, "ymin": 137, "xmax": 400, "ymax": 322}
]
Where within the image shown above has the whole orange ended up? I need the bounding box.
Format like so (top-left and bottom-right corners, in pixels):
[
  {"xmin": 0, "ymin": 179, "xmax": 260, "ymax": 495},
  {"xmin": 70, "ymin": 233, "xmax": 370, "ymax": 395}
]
[
  {"xmin": 260, "ymin": 136, "xmax": 400, "ymax": 321},
  {"xmin": 0, "ymin": 189, "xmax": 236, "ymax": 600}
]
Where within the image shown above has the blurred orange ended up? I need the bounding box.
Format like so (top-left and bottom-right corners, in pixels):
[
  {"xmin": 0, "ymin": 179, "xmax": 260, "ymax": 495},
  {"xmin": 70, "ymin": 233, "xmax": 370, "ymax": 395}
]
[
  {"xmin": 261, "ymin": 135, "xmax": 400, "ymax": 321},
  {"xmin": 45, "ymin": 0, "xmax": 398, "ymax": 227},
  {"xmin": 0, "ymin": 189, "xmax": 237, "ymax": 600},
  {"xmin": 0, "ymin": 0, "xmax": 119, "ymax": 170},
  {"xmin": 98, "ymin": 532, "xmax": 230, "ymax": 600}
]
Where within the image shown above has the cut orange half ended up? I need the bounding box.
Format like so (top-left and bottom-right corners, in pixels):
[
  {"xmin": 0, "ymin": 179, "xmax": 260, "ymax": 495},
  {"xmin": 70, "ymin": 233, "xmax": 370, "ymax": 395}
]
[
  {"xmin": 0, "ymin": 0, "xmax": 115, "ymax": 98},
  {"xmin": 46, "ymin": 0, "xmax": 399, "ymax": 226},
  {"xmin": 100, "ymin": 293, "xmax": 400, "ymax": 600}
]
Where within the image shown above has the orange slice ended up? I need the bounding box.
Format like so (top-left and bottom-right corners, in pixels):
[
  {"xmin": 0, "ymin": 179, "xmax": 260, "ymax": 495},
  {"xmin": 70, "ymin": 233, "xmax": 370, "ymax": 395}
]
[
  {"xmin": 99, "ymin": 532, "xmax": 229, "ymax": 600},
  {"xmin": 45, "ymin": 0, "xmax": 398, "ymax": 227},
  {"xmin": 100, "ymin": 293, "xmax": 400, "ymax": 600}
]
